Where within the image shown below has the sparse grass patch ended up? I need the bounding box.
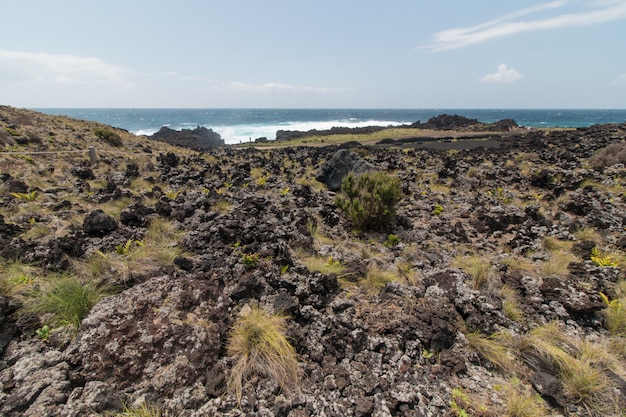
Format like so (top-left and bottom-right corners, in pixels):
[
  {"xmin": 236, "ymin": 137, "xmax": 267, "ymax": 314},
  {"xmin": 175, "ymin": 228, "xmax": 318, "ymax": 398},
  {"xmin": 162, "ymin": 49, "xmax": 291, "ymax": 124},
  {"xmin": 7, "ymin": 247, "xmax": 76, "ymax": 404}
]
[
  {"xmin": 515, "ymin": 322, "xmax": 620, "ymax": 415},
  {"xmin": 601, "ymin": 280, "xmax": 626, "ymax": 336},
  {"xmin": 0, "ymin": 259, "xmax": 39, "ymax": 295},
  {"xmin": 574, "ymin": 227, "xmax": 602, "ymax": 243},
  {"xmin": 452, "ymin": 254, "xmax": 495, "ymax": 289},
  {"xmin": 538, "ymin": 250, "xmax": 578, "ymax": 278},
  {"xmin": 22, "ymin": 273, "xmax": 110, "ymax": 330},
  {"xmin": 503, "ymin": 379, "xmax": 548, "ymax": 417},
  {"xmin": 213, "ymin": 199, "xmax": 232, "ymax": 214},
  {"xmin": 500, "ymin": 285, "xmax": 524, "ymax": 322},
  {"xmin": 103, "ymin": 402, "xmax": 163, "ymax": 417},
  {"xmin": 502, "ymin": 256, "xmax": 536, "ymax": 274},
  {"xmin": 306, "ymin": 218, "xmax": 333, "ymax": 247},
  {"xmin": 361, "ymin": 264, "xmax": 398, "ymax": 294},
  {"xmin": 541, "ymin": 236, "xmax": 573, "ymax": 253},
  {"xmin": 299, "ymin": 253, "xmax": 346, "ymax": 276},
  {"xmin": 227, "ymin": 305, "xmax": 301, "ymax": 404},
  {"xmin": 464, "ymin": 330, "xmax": 516, "ymax": 372}
]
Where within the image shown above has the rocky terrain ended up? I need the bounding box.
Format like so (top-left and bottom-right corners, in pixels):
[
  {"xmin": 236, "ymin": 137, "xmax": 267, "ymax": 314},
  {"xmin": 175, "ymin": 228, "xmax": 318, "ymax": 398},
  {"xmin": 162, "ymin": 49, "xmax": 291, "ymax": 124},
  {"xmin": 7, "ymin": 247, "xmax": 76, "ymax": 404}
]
[{"xmin": 0, "ymin": 105, "xmax": 626, "ymax": 416}]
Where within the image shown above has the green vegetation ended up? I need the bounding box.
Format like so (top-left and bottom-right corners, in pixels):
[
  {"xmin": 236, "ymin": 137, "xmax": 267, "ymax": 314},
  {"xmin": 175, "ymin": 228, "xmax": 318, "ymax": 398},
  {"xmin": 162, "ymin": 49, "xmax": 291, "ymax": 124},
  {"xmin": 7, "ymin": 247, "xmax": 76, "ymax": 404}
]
[
  {"xmin": 361, "ymin": 264, "xmax": 398, "ymax": 294},
  {"xmin": 335, "ymin": 172, "xmax": 403, "ymax": 230},
  {"xmin": 591, "ymin": 247, "xmax": 620, "ymax": 267},
  {"xmin": 601, "ymin": 281, "xmax": 626, "ymax": 336},
  {"xmin": 383, "ymin": 234, "xmax": 400, "ymax": 248},
  {"xmin": 432, "ymin": 203, "xmax": 444, "ymax": 215},
  {"xmin": 300, "ymin": 254, "xmax": 345, "ymax": 276},
  {"xmin": 22, "ymin": 274, "xmax": 110, "ymax": 330},
  {"xmin": 94, "ymin": 128, "xmax": 123, "ymax": 147},
  {"xmin": 227, "ymin": 306, "xmax": 301, "ymax": 404},
  {"xmin": 10, "ymin": 191, "xmax": 37, "ymax": 201}
]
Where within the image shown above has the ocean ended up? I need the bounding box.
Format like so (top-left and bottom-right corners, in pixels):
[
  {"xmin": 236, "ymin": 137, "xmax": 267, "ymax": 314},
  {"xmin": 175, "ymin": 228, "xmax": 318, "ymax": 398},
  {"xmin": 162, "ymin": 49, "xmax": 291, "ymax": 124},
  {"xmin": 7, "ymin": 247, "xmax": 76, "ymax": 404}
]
[{"xmin": 35, "ymin": 108, "xmax": 626, "ymax": 145}]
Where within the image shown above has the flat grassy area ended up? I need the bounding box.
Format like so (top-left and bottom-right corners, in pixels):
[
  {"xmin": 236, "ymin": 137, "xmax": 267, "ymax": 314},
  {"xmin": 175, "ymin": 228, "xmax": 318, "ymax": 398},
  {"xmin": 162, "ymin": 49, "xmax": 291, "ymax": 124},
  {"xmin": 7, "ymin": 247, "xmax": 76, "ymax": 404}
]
[{"xmin": 236, "ymin": 126, "xmax": 527, "ymax": 149}]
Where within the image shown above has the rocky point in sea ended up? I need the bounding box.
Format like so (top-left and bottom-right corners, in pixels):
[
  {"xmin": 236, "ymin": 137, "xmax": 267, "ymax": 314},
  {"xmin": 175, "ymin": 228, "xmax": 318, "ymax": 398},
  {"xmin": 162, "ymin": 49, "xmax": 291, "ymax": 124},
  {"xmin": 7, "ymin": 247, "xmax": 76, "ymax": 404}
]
[{"xmin": 0, "ymin": 105, "xmax": 626, "ymax": 416}]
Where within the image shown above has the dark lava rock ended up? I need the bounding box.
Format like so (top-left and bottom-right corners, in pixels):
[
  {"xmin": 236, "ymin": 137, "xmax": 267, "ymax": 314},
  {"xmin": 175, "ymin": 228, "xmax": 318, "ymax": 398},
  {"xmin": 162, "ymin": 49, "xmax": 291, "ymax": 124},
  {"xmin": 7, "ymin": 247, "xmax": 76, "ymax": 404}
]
[
  {"xmin": 119, "ymin": 202, "xmax": 155, "ymax": 227},
  {"xmin": 70, "ymin": 166, "xmax": 96, "ymax": 180},
  {"xmin": 412, "ymin": 114, "xmax": 480, "ymax": 130},
  {"xmin": 66, "ymin": 275, "xmax": 229, "ymax": 397},
  {"xmin": 315, "ymin": 149, "xmax": 376, "ymax": 191},
  {"xmin": 1, "ymin": 178, "xmax": 28, "ymax": 194},
  {"xmin": 530, "ymin": 371, "xmax": 568, "ymax": 408},
  {"xmin": 82, "ymin": 209, "xmax": 118, "ymax": 236},
  {"xmin": 150, "ymin": 126, "xmax": 224, "ymax": 150}
]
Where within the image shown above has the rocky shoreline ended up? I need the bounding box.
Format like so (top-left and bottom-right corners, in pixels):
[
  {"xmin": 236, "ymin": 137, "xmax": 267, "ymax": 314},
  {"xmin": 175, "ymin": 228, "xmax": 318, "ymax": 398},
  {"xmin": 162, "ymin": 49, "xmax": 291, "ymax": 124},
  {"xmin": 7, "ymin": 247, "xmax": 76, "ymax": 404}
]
[{"xmin": 0, "ymin": 106, "xmax": 625, "ymax": 416}]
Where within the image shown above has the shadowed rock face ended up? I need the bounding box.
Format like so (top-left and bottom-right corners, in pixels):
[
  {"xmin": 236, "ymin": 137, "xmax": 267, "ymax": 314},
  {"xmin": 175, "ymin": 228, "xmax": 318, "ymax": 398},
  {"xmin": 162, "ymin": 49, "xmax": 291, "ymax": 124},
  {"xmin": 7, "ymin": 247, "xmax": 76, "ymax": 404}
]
[
  {"xmin": 150, "ymin": 126, "xmax": 224, "ymax": 150},
  {"xmin": 315, "ymin": 149, "xmax": 376, "ymax": 191}
]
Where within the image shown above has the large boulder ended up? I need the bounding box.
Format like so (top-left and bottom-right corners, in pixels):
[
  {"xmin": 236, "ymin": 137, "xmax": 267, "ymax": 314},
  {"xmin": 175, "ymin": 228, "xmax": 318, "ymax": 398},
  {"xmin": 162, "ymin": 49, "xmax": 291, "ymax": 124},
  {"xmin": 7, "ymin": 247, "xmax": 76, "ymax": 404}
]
[
  {"xmin": 150, "ymin": 126, "xmax": 224, "ymax": 150},
  {"xmin": 66, "ymin": 275, "xmax": 229, "ymax": 398},
  {"xmin": 82, "ymin": 210, "xmax": 118, "ymax": 236},
  {"xmin": 315, "ymin": 149, "xmax": 376, "ymax": 191}
]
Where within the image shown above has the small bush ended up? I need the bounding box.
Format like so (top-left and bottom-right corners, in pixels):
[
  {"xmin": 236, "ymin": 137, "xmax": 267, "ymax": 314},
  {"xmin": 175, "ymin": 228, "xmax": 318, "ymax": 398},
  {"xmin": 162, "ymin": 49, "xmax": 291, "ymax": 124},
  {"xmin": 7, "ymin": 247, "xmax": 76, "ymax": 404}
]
[
  {"xmin": 227, "ymin": 306, "xmax": 301, "ymax": 404},
  {"xmin": 335, "ymin": 172, "xmax": 403, "ymax": 230},
  {"xmin": 94, "ymin": 128, "xmax": 123, "ymax": 147},
  {"xmin": 588, "ymin": 141, "xmax": 626, "ymax": 168}
]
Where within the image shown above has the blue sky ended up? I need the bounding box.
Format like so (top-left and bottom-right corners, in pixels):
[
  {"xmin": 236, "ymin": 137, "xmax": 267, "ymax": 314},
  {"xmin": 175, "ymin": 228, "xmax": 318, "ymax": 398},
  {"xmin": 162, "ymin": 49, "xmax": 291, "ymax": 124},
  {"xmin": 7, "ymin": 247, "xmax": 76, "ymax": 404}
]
[{"xmin": 1, "ymin": 0, "xmax": 625, "ymax": 108}]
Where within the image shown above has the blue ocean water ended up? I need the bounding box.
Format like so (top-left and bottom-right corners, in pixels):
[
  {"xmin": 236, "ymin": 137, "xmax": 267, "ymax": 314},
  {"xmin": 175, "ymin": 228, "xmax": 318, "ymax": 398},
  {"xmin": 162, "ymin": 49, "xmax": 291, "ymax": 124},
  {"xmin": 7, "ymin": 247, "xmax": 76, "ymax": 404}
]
[{"xmin": 35, "ymin": 108, "xmax": 626, "ymax": 145}]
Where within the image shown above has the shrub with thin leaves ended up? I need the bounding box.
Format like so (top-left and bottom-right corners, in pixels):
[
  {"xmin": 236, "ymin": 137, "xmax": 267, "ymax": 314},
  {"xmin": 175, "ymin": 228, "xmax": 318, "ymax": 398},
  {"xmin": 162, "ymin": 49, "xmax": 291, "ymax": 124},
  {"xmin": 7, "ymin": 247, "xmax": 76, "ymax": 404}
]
[{"xmin": 335, "ymin": 172, "xmax": 403, "ymax": 230}]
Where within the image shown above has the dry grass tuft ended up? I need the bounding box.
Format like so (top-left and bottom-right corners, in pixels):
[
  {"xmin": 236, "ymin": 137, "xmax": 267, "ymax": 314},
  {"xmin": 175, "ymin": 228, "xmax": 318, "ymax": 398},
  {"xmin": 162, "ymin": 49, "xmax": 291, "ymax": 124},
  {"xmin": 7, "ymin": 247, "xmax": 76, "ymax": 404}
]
[
  {"xmin": 227, "ymin": 306, "xmax": 301, "ymax": 404},
  {"xmin": 452, "ymin": 254, "xmax": 496, "ymax": 290},
  {"xmin": 464, "ymin": 330, "xmax": 516, "ymax": 373}
]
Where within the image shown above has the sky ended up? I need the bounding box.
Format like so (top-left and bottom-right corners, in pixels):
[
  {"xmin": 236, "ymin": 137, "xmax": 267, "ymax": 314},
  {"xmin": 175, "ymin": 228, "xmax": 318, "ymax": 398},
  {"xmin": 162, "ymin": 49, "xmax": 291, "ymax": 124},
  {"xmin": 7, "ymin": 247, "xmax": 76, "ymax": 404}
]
[{"xmin": 1, "ymin": 0, "xmax": 625, "ymax": 108}]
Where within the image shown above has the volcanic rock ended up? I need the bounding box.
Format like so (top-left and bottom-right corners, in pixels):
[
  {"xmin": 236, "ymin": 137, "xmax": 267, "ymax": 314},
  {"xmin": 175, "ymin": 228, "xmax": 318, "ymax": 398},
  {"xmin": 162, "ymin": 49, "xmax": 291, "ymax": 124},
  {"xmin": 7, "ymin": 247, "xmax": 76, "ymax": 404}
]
[
  {"xmin": 150, "ymin": 126, "xmax": 224, "ymax": 150},
  {"xmin": 315, "ymin": 149, "xmax": 376, "ymax": 191}
]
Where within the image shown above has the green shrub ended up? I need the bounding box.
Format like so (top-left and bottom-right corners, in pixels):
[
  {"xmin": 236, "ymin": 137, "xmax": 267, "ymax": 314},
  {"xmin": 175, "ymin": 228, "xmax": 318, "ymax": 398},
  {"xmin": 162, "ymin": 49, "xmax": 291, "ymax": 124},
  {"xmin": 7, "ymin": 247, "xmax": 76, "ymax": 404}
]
[
  {"xmin": 94, "ymin": 128, "xmax": 123, "ymax": 147},
  {"xmin": 335, "ymin": 172, "xmax": 403, "ymax": 230}
]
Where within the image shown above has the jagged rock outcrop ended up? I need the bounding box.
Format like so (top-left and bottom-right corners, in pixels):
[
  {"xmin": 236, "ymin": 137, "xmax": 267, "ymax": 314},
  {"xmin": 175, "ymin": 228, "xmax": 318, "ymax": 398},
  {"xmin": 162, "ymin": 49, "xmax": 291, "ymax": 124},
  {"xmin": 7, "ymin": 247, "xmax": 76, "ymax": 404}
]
[
  {"xmin": 315, "ymin": 149, "xmax": 377, "ymax": 191},
  {"xmin": 150, "ymin": 126, "xmax": 224, "ymax": 150}
]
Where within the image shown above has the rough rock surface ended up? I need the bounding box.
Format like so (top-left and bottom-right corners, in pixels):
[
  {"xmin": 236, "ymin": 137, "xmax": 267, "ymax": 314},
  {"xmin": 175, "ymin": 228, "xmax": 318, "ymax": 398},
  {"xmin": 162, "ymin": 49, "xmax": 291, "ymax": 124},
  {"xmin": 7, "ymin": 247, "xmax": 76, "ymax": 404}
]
[
  {"xmin": 315, "ymin": 149, "xmax": 376, "ymax": 191},
  {"xmin": 1, "ymin": 106, "xmax": 626, "ymax": 416},
  {"xmin": 150, "ymin": 126, "xmax": 225, "ymax": 150}
]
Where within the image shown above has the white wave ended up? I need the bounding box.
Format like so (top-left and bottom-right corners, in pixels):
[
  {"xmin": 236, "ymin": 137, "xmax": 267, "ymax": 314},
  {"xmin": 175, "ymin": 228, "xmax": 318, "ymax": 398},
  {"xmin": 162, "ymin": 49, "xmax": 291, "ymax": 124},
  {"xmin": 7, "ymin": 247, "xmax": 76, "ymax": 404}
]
[
  {"xmin": 132, "ymin": 119, "xmax": 410, "ymax": 145},
  {"xmin": 214, "ymin": 119, "xmax": 408, "ymax": 145}
]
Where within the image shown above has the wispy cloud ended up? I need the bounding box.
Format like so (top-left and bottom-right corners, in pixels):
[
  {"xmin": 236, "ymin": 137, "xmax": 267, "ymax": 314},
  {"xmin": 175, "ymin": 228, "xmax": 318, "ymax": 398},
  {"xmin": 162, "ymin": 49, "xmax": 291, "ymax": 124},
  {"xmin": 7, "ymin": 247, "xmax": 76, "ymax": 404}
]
[
  {"xmin": 0, "ymin": 49, "xmax": 128, "ymax": 85},
  {"xmin": 612, "ymin": 73, "xmax": 626, "ymax": 84},
  {"xmin": 228, "ymin": 82, "xmax": 355, "ymax": 94},
  {"xmin": 481, "ymin": 64, "xmax": 524, "ymax": 83},
  {"xmin": 422, "ymin": 0, "xmax": 626, "ymax": 51}
]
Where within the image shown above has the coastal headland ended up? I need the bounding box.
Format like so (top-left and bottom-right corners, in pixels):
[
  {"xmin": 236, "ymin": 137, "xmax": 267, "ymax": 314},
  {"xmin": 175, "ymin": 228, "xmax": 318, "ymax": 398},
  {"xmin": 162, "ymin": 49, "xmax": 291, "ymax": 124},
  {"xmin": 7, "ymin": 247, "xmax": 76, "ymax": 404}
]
[{"xmin": 1, "ymin": 105, "xmax": 626, "ymax": 416}]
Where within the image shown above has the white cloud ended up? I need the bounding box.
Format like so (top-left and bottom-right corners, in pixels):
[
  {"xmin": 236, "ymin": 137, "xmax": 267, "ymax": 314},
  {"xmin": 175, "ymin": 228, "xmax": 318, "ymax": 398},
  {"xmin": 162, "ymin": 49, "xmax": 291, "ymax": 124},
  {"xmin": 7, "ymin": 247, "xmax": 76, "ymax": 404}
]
[
  {"xmin": 480, "ymin": 64, "xmax": 524, "ymax": 83},
  {"xmin": 612, "ymin": 73, "xmax": 626, "ymax": 84},
  {"xmin": 422, "ymin": 0, "xmax": 626, "ymax": 51},
  {"xmin": 228, "ymin": 82, "xmax": 355, "ymax": 94},
  {"xmin": 0, "ymin": 49, "xmax": 128, "ymax": 85}
]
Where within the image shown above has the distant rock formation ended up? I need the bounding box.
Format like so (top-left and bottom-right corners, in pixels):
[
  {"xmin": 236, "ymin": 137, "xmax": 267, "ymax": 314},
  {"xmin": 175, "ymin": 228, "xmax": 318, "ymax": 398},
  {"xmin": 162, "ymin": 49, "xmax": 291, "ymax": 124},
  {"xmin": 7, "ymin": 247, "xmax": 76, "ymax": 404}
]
[
  {"xmin": 410, "ymin": 114, "xmax": 519, "ymax": 131},
  {"xmin": 150, "ymin": 126, "xmax": 224, "ymax": 150},
  {"xmin": 275, "ymin": 114, "xmax": 519, "ymax": 142}
]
